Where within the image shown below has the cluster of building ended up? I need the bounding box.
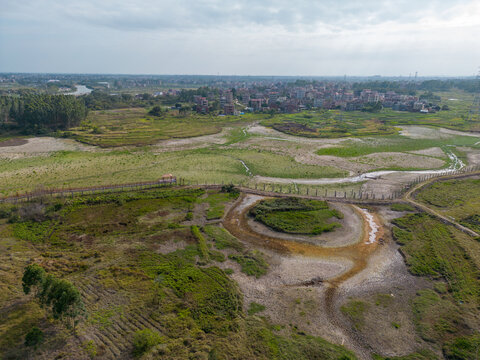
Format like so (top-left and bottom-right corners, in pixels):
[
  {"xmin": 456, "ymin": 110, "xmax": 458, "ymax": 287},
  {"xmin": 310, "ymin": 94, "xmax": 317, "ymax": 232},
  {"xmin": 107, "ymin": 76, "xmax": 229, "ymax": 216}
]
[
  {"xmin": 191, "ymin": 82, "xmax": 440, "ymax": 115},
  {"xmin": 194, "ymin": 89, "xmax": 237, "ymax": 115}
]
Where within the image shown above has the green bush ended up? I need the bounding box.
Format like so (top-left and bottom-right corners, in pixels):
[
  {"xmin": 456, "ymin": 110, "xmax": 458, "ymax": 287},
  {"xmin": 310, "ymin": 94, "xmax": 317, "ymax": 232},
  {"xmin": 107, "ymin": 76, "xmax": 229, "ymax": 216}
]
[
  {"xmin": 191, "ymin": 225, "xmax": 209, "ymax": 261},
  {"xmin": 204, "ymin": 225, "xmax": 244, "ymax": 251},
  {"xmin": 13, "ymin": 221, "xmax": 51, "ymax": 243},
  {"xmin": 24, "ymin": 327, "xmax": 44, "ymax": 348},
  {"xmin": 133, "ymin": 329, "xmax": 163, "ymax": 357}
]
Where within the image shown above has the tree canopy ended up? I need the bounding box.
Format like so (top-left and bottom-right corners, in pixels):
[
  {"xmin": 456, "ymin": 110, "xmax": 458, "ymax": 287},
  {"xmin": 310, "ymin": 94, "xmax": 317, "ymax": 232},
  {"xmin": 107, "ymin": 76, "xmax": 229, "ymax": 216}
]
[{"xmin": 1, "ymin": 94, "xmax": 87, "ymax": 133}]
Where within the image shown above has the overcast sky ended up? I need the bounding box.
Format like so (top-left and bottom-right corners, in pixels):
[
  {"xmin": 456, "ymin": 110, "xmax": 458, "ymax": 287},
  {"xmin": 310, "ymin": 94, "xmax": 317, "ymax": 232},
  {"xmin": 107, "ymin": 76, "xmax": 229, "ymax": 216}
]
[{"xmin": 1, "ymin": 0, "xmax": 480, "ymax": 76}]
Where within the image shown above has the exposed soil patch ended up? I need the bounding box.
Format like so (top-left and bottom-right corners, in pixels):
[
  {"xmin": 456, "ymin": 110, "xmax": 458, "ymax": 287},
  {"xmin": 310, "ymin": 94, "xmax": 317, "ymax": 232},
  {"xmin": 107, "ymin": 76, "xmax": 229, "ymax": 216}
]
[
  {"xmin": 0, "ymin": 137, "xmax": 94, "ymax": 159},
  {"xmin": 0, "ymin": 138, "xmax": 28, "ymax": 147},
  {"xmin": 153, "ymin": 127, "xmax": 230, "ymax": 152},
  {"xmin": 409, "ymin": 146, "xmax": 446, "ymax": 157},
  {"xmin": 353, "ymin": 152, "xmax": 445, "ymax": 170}
]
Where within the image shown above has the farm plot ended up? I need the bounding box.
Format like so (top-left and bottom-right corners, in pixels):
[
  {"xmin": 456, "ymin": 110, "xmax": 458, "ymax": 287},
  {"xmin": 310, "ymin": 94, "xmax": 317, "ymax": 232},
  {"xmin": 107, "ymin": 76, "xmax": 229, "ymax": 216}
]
[{"xmin": 68, "ymin": 108, "xmax": 241, "ymax": 147}]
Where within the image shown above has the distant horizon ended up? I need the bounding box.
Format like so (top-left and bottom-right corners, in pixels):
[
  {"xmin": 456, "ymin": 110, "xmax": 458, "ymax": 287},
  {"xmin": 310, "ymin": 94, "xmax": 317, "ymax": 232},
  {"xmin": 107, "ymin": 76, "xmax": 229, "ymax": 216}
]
[{"xmin": 1, "ymin": 72, "xmax": 478, "ymax": 80}]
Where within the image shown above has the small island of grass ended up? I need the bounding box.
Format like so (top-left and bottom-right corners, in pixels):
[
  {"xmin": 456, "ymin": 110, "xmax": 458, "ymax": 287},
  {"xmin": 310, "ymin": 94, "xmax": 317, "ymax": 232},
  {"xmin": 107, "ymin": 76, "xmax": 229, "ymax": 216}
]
[{"xmin": 249, "ymin": 197, "xmax": 343, "ymax": 235}]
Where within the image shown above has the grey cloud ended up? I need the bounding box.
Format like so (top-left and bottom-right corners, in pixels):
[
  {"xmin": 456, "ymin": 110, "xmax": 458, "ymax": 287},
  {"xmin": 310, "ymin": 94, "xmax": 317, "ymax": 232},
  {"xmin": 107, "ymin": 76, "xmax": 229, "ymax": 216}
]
[{"xmin": 2, "ymin": 0, "xmax": 472, "ymax": 32}]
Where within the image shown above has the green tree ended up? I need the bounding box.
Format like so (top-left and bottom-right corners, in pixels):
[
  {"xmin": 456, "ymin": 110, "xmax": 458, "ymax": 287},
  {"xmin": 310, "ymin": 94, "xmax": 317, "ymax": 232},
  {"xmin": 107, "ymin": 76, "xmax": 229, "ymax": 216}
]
[
  {"xmin": 22, "ymin": 264, "xmax": 46, "ymax": 295},
  {"xmin": 148, "ymin": 105, "xmax": 163, "ymax": 116},
  {"xmin": 22, "ymin": 266, "xmax": 85, "ymax": 331}
]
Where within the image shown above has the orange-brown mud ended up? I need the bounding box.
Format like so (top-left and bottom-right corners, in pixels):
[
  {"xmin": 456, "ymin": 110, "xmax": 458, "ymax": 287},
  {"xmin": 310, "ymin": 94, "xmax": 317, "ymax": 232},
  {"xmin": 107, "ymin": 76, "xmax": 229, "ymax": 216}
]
[{"xmin": 223, "ymin": 194, "xmax": 383, "ymax": 288}]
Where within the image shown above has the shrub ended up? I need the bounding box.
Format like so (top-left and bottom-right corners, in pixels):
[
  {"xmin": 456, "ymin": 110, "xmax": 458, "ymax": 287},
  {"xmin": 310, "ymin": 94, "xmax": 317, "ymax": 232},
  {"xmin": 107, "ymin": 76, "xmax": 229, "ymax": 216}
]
[
  {"xmin": 22, "ymin": 264, "xmax": 46, "ymax": 295},
  {"xmin": 24, "ymin": 327, "xmax": 44, "ymax": 348},
  {"xmin": 82, "ymin": 340, "xmax": 97, "ymax": 358},
  {"xmin": 133, "ymin": 329, "xmax": 163, "ymax": 357},
  {"xmin": 204, "ymin": 225, "xmax": 243, "ymax": 251},
  {"xmin": 221, "ymin": 184, "xmax": 238, "ymax": 194},
  {"xmin": 191, "ymin": 225, "xmax": 209, "ymax": 261}
]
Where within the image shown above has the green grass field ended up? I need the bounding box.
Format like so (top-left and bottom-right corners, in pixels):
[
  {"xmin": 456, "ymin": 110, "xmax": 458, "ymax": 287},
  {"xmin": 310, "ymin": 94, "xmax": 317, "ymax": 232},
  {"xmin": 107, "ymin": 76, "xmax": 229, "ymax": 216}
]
[
  {"xmin": 0, "ymin": 147, "xmax": 347, "ymax": 197},
  {"xmin": 316, "ymin": 134, "xmax": 479, "ymax": 158},
  {"xmin": 249, "ymin": 197, "xmax": 343, "ymax": 235}
]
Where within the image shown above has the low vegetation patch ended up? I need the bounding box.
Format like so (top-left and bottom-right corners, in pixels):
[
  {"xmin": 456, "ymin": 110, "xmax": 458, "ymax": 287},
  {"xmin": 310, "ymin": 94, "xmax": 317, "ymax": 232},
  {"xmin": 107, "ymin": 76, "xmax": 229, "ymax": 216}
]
[
  {"xmin": 341, "ymin": 300, "xmax": 369, "ymax": 330},
  {"xmin": 390, "ymin": 203, "xmax": 415, "ymax": 212},
  {"xmin": 133, "ymin": 328, "xmax": 164, "ymax": 357},
  {"xmin": 416, "ymin": 178, "xmax": 480, "ymax": 233},
  {"xmin": 248, "ymin": 302, "xmax": 266, "ymax": 315},
  {"xmin": 443, "ymin": 334, "xmax": 480, "ymax": 360},
  {"xmin": 203, "ymin": 225, "xmax": 244, "ymax": 251},
  {"xmin": 229, "ymin": 250, "xmax": 268, "ymax": 278},
  {"xmin": 250, "ymin": 197, "xmax": 343, "ymax": 235},
  {"xmin": 316, "ymin": 134, "xmax": 478, "ymax": 158},
  {"xmin": 392, "ymin": 213, "xmax": 480, "ymax": 351},
  {"xmin": 0, "ymin": 187, "xmax": 358, "ymax": 359},
  {"xmin": 261, "ymin": 110, "xmax": 397, "ymax": 138}
]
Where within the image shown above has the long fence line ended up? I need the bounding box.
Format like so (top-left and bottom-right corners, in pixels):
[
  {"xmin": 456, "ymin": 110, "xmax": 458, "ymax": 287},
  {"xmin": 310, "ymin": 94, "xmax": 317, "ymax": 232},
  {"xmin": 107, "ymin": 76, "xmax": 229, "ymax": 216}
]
[
  {"xmin": 0, "ymin": 178, "xmax": 178, "ymax": 204},
  {"xmin": 181, "ymin": 164, "xmax": 480, "ymax": 201},
  {"xmin": 2, "ymin": 164, "xmax": 480, "ymax": 205}
]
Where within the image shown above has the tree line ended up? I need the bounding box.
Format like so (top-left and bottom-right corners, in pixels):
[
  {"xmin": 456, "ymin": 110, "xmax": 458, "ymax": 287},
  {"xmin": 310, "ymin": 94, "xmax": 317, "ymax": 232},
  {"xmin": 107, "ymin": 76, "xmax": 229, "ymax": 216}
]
[{"xmin": 0, "ymin": 94, "xmax": 87, "ymax": 133}]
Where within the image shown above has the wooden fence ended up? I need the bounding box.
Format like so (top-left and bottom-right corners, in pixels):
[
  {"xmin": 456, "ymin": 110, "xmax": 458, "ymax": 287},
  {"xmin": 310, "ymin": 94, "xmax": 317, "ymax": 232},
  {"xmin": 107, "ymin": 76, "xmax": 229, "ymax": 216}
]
[
  {"xmin": 2, "ymin": 163, "xmax": 480, "ymax": 205},
  {"xmin": 0, "ymin": 178, "xmax": 177, "ymax": 204}
]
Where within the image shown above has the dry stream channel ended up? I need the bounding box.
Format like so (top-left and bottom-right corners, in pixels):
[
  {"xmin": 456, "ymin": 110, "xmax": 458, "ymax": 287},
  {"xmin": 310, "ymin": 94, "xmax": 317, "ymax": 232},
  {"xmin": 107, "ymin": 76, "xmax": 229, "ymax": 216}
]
[{"xmin": 223, "ymin": 194, "xmax": 384, "ymax": 358}]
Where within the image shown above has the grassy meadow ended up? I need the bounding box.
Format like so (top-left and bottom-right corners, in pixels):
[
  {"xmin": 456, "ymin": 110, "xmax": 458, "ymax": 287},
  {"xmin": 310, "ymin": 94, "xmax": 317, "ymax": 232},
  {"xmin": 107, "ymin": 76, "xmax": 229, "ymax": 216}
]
[{"xmin": 0, "ymin": 147, "xmax": 348, "ymax": 197}]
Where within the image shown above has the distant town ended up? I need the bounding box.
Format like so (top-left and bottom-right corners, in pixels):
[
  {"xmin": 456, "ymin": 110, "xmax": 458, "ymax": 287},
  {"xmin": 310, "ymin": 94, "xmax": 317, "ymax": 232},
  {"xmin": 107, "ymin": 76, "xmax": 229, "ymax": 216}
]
[{"xmin": 2, "ymin": 73, "xmax": 477, "ymax": 119}]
